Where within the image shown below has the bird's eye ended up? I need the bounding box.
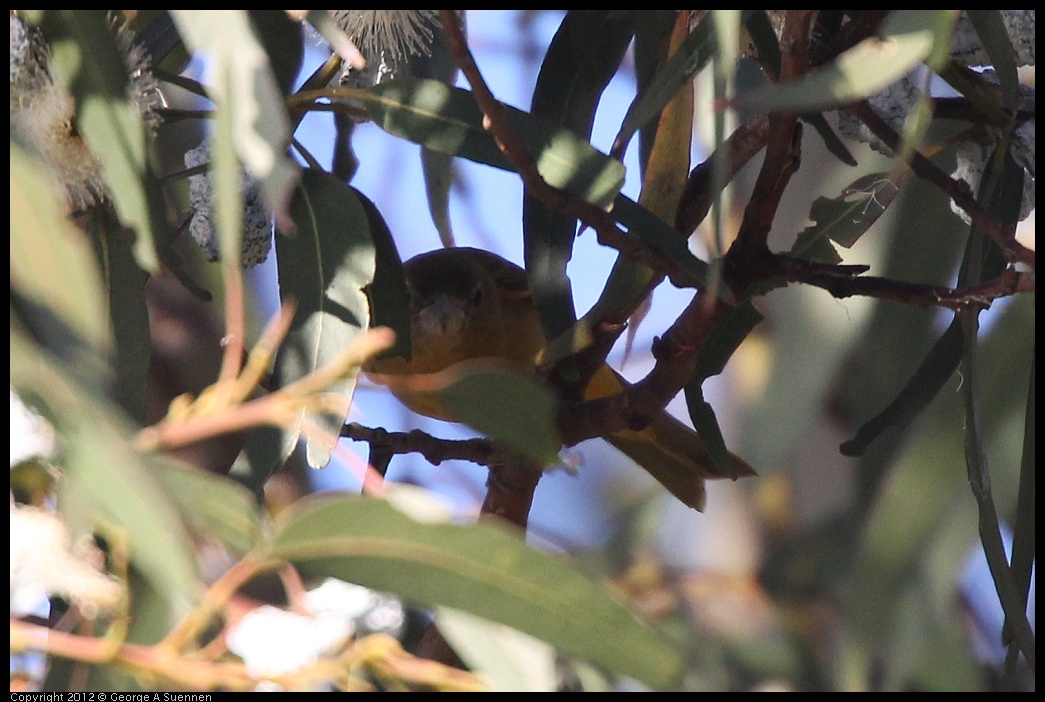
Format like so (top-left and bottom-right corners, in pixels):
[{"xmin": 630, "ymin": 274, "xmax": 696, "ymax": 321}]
[{"xmin": 470, "ymin": 285, "xmax": 483, "ymax": 306}]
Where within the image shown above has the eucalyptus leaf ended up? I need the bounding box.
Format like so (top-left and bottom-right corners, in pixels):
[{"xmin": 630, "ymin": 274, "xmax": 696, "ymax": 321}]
[
  {"xmin": 10, "ymin": 143, "xmax": 111, "ymax": 356},
  {"xmin": 37, "ymin": 10, "xmax": 169, "ymax": 273},
  {"xmin": 86, "ymin": 210, "xmax": 151, "ymax": 424},
  {"xmin": 524, "ymin": 11, "xmax": 635, "ymax": 342},
  {"xmin": 436, "ymin": 364, "xmax": 560, "ymax": 465},
  {"xmin": 274, "ymin": 170, "xmax": 376, "ymax": 468},
  {"xmin": 147, "ymin": 455, "xmax": 263, "ymax": 556},
  {"xmin": 614, "ymin": 13, "xmax": 716, "ymax": 155},
  {"xmin": 790, "ymin": 171, "xmax": 905, "ymax": 263},
  {"xmin": 269, "ymin": 494, "xmax": 684, "ymax": 689},
  {"xmin": 11, "ymin": 326, "xmax": 200, "ymax": 625},
  {"xmin": 736, "ymin": 10, "xmax": 951, "ymax": 113},
  {"xmin": 170, "ymin": 10, "xmax": 300, "ymax": 219}
]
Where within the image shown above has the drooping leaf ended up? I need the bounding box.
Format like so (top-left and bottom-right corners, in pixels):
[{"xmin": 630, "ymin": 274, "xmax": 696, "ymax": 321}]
[
  {"xmin": 841, "ymin": 140, "xmax": 1015, "ymax": 458},
  {"xmin": 36, "ymin": 10, "xmax": 169, "ymax": 273},
  {"xmin": 170, "ymin": 10, "xmax": 300, "ymax": 220},
  {"xmin": 247, "ymin": 10, "xmax": 304, "ymax": 97},
  {"xmin": 10, "ymin": 142, "xmax": 111, "ymax": 357},
  {"xmin": 435, "ymin": 607, "xmax": 559, "ymax": 693},
  {"xmin": 964, "ymin": 11, "xmax": 1021, "ymax": 109},
  {"xmin": 369, "ymin": 361, "xmax": 560, "ymax": 465},
  {"xmin": 790, "ymin": 171, "xmax": 905, "ymax": 263},
  {"xmin": 735, "ymin": 10, "xmax": 954, "ymax": 113},
  {"xmin": 685, "ymin": 302, "xmax": 763, "ymax": 476},
  {"xmin": 361, "ymin": 77, "xmax": 625, "ymax": 212},
  {"xmin": 523, "ymin": 10, "xmax": 635, "ymax": 343},
  {"xmin": 146, "ymin": 455, "xmax": 263, "ymax": 556},
  {"xmin": 85, "ymin": 210, "xmax": 151, "ymax": 424},
  {"xmin": 10, "ymin": 325, "xmax": 200, "ymax": 625},
  {"xmin": 274, "ymin": 169, "xmax": 376, "ymax": 468},
  {"xmin": 268, "ymin": 493, "xmax": 684, "ymax": 689}
]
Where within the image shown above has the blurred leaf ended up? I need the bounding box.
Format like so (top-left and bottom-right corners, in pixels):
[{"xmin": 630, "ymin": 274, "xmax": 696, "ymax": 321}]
[
  {"xmin": 269, "ymin": 494, "xmax": 684, "ymax": 689},
  {"xmin": 683, "ymin": 387, "xmax": 733, "ymax": 482},
  {"xmin": 362, "ymin": 78, "xmax": 625, "ymax": 211},
  {"xmin": 632, "ymin": 11, "xmax": 679, "ymax": 175},
  {"xmin": 803, "ymin": 114, "xmax": 858, "ymax": 167},
  {"xmin": 692, "ymin": 302, "xmax": 764, "ymax": 381},
  {"xmin": 842, "ymin": 138, "xmax": 1013, "ymax": 458},
  {"xmin": 590, "ymin": 10, "xmax": 691, "ymax": 344},
  {"xmin": 524, "ymin": 10, "xmax": 635, "ymax": 342},
  {"xmin": 791, "ymin": 171, "xmax": 904, "ymax": 264},
  {"xmin": 247, "ymin": 10, "xmax": 304, "ymax": 97},
  {"xmin": 438, "ymin": 365, "xmax": 560, "ymax": 465},
  {"xmin": 371, "ymin": 361, "xmax": 560, "ymax": 464},
  {"xmin": 10, "ymin": 325, "xmax": 200, "ymax": 625},
  {"xmin": 354, "ymin": 187, "xmax": 412, "ymax": 361},
  {"xmin": 435, "ymin": 607, "xmax": 559, "ymax": 692},
  {"xmin": 86, "ymin": 209, "xmax": 151, "ymax": 424},
  {"xmin": 274, "ymin": 169, "xmax": 376, "ymax": 468},
  {"xmin": 147, "ymin": 455, "xmax": 263, "ymax": 556},
  {"xmin": 38, "ymin": 10, "xmax": 169, "ymax": 273},
  {"xmin": 10, "ymin": 142, "xmax": 111, "ymax": 356},
  {"xmin": 736, "ymin": 10, "xmax": 952, "ymax": 113},
  {"xmin": 964, "ymin": 12, "xmax": 1020, "ymax": 109},
  {"xmin": 170, "ymin": 10, "xmax": 300, "ymax": 219}
]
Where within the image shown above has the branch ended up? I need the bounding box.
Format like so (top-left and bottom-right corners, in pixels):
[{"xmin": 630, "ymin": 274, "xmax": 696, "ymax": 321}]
[
  {"xmin": 757, "ymin": 254, "xmax": 1034, "ymax": 310},
  {"xmin": 341, "ymin": 422, "xmax": 497, "ymax": 467}
]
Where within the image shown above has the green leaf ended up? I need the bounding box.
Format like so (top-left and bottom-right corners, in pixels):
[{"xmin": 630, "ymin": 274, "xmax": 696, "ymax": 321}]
[
  {"xmin": 11, "ymin": 325, "xmax": 200, "ymax": 623},
  {"xmin": 38, "ymin": 10, "xmax": 169, "ymax": 272},
  {"xmin": 435, "ymin": 607, "xmax": 559, "ymax": 692},
  {"xmin": 147, "ymin": 456, "xmax": 263, "ymax": 556},
  {"xmin": 790, "ymin": 171, "xmax": 904, "ymax": 263},
  {"xmin": 247, "ymin": 10, "xmax": 304, "ymax": 97},
  {"xmin": 86, "ymin": 209, "xmax": 151, "ymax": 424},
  {"xmin": 274, "ymin": 169, "xmax": 376, "ymax": 468},
  {"xmin": 361, "ymin": 77, "xmax": 625, "ymax": 211},
  {"xmin": 268, "ymin": 494, "xmax": 684, "ymax": 690},
  {"xmin": 437, "ymin": 364, "xmax": 560, "ymax": 465},
  {"xmin": 736, "ymin": 10, "xmax": 952, "ymax": 113},
  {"xmin": 10, "ymin": 142, "xmax": 111, "ymax": 356},
  {"xmin": 964, "ymin": 11, "xmax": 1020, "ymax": 109},
  {"xmin": 170, "ymin": 10, "xmax": 299, "ymax": 219},
  {"xmin": 524, "ymin": 11, "xmax": 635, "ymax": 342}
]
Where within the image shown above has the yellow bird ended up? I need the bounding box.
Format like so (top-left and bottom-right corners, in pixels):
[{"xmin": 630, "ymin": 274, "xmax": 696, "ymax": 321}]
[{"xmin": 366, "ymin": 246, "xmax": 755, "ymax": 510}]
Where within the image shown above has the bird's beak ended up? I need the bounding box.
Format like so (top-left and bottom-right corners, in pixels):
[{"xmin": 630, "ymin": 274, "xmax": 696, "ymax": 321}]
[{"xmin": 415, "ymin": 294, "xmax": 466, "ymax": 338}]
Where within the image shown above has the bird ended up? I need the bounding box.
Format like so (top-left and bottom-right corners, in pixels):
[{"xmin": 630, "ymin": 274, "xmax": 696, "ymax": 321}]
[{"xmin": 365, "ymin": 246, "xmax": 755, "ymax": 510}]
